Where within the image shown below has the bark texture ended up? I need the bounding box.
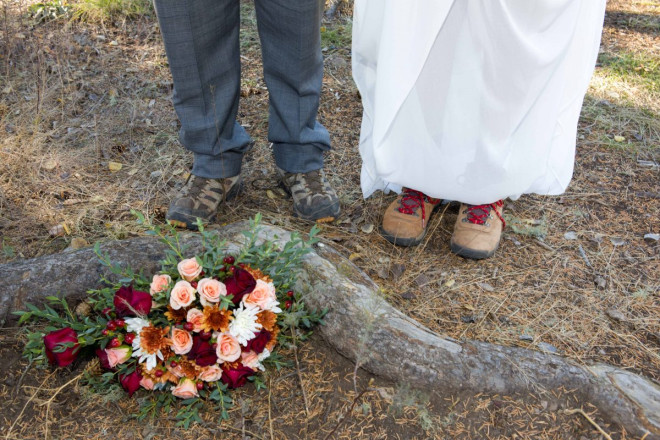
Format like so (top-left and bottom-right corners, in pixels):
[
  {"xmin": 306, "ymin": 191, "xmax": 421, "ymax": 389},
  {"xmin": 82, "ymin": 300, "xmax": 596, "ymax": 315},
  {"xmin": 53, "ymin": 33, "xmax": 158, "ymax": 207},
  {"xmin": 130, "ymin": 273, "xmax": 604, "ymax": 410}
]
[{"xmin": 1, "ymin": 222, "xmax": 659, "ymax": 438}]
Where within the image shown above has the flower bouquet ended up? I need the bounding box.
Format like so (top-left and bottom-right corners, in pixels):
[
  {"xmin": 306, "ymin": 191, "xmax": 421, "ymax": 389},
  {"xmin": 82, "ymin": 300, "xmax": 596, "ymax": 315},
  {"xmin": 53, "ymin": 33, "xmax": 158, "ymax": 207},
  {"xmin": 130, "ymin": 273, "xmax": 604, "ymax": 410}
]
[{"xmin": 16, "ymin": 214, "xmax": 325, "ymax": 425}]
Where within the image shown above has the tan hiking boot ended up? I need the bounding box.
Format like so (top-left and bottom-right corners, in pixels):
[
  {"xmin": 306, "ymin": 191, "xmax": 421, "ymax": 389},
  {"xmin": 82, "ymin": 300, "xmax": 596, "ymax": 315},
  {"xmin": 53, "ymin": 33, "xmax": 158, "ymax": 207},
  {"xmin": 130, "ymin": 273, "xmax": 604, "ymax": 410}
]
[
  {"xmin": 381, "ymin": 189, "xmax": 441, "ymax": 246},
  {"xmin": 277, "ymin": 167, "xmax": 340, "ymax": 221},
  {"xmin": 166, "ymin": 174, "xmax": 242, "ymax": 230},
  {"xmin": 450, "ymin": 201, "xmax": 505, "ymax": 259}
]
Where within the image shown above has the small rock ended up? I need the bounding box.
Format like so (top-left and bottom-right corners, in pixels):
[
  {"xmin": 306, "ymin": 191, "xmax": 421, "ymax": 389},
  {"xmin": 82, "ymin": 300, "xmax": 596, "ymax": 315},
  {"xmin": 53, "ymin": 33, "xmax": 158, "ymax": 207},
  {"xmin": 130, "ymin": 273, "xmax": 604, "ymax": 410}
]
[
  {"xmin": 361, "ymin": 223, "xmax": 374, "ymax": 234},
  {"xmin": 376, "ymin": 267, "xmax": 389, "ymax": 280},
  {"xmin": 537, "ymin": 342, "xmax": 558, "ymax": 354},
  {"xmin": 48, "ymin": 224, "xmax": 67, "ymax": 237},
  {"xmin": 326, "ymin": 55, "xmax": 348, "ymax": 69},
  {"xmin": 476, "ymin": 282, "xmax": 495, "ymax": 292},
  {"xmin": 390, "ymin": 263, "xmax": 406, "ymax": 281},
  {"xmin": 150, "ymin": 170, "xmax": 163, "ymax": 179},
  {"xmin": 460, "ymin": 316, "xmax": 476, "ymax": 324},
  {"xmin": 401, "ymin": 291, "xmax": 416, "ymax": 300},
  {"xmin": 377, "ymin": 256, "xmax": 391, "ymax": 264},
  {"xmin": 594, "ymin": 275, "xmax": 607, "ymax": 289},
  {"xmin": 519, "ymin": 334, "xmax": 534, "ymax": 342},
  {"xmin": 109, "ymin": 40, "xmax": 119, "ymax": 46},
  {"xmin": 644, "ymin": 233, "xmax": 659, "ymax": 242},
  {"xmin": 606, "ymin": 308, "xmax": 626, "ymax": 323},
  {"xmin": 42, "ymin": 159, "xmax": 58, "ymax": 171},
  {"xmin": 414, "ymin": 273, "xmax": 431, "ymax": 287},
  {"xmin": 610, "ymin": 237, "xmax": 626, "ymax": 246},
  {"xmin": 633, "ymin": 132, "xmax": 643, "ymax": 141},
  {"xmin": 564, "ymin": 231, "xmax": 578, "ymax": 240}
]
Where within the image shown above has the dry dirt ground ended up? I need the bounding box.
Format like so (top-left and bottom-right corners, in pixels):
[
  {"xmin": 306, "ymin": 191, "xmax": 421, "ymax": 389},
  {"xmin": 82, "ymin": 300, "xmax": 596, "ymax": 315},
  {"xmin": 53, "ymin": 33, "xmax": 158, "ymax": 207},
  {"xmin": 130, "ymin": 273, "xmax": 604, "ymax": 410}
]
[{"xmin": 0, "ymin": 0, "xmax": 659, "ymax": 438}]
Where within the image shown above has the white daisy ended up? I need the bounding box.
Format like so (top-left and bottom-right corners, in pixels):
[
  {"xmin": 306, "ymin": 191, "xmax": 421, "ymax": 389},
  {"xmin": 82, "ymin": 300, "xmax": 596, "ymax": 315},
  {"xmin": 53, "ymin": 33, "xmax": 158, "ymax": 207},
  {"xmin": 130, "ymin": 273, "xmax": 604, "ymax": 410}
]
[
  {"xmin": 229, "ymin": 303, "xmax": 262, "ymax": 346},
  {"xmin": 258, "ymin": 348, "xmax": 271, "ymax": 364},
  {"xmin": 131, "ymin": 336, "xmax": 164, "ymax": 371},
  {"xmin": 125, "ymin": 317, "xmax": 150, "ymax": 334}
]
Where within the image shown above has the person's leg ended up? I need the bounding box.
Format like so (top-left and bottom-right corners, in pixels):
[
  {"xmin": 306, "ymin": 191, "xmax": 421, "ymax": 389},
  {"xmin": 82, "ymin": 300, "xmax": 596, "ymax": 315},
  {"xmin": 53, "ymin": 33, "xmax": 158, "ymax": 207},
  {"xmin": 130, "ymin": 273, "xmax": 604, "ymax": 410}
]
[
  {"xmin": 154, "ymin": 0, "xmax": 247, "ymax": 229},
  {"xmin": 254, "ymin": 0, "xmax": 340, "ymax": 220}
]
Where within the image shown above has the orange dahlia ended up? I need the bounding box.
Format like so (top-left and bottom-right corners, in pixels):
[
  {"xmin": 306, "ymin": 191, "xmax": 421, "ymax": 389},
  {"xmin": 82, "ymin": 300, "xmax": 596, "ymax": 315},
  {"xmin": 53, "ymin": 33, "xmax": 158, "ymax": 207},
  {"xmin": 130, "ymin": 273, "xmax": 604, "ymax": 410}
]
[
  {"xmin": 140, "ymin": 325, "xmax": 171, "ymax": 354},
  {"xmin": 245, "ymin": 265, "xmax": 272, "ymax": 283},
  {"xmin": 165, "ymin": 305, "xmax": 187, "ymax": 323},
  {"xmin": 201, "ymin": 305, "xmax": 232, "ymax": 333},
  {"xmin": 257, "ymin": 310, "xmax": 278, "ymax": 332},
  {"xmin": 266, "ymin": 326, "xmax": 280, "ymax": 352}
]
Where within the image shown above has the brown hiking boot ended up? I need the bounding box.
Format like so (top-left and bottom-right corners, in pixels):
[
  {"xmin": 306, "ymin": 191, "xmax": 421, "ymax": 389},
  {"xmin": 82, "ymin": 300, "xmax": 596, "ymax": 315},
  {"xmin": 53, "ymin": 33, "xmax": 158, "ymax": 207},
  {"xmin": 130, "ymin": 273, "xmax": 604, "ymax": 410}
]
[
  {"xmin": 166, "ymin": 174, "xmax": 242, "ymax": 230},
  {"xmin": 381, "ymin": 189, "xmax": 441, "ymax": 247},
  {"xmin": 450, "ymin": 201, "xmax": 505, "ymax": 260},
  {"xmin": 277, "ymin": 167, "xmax": 340, "ymax": 221}
]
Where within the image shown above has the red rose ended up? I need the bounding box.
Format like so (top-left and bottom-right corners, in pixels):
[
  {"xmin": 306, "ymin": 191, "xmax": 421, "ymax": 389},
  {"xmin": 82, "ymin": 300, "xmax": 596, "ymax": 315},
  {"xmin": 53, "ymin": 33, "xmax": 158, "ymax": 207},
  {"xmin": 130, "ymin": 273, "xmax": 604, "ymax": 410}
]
[
  {"xmin": 225, "ymin": 268, "xmax": 256, "ymax": 305},
  {"xmin": 245, "ymin": 329, "xmax": 270, "ymax": 354},
  {"xmin": 187, "ymin": 334, "xmax": 218, "ymax": 366},
  {"xmin": 44, "ymin": 327, "xmax": 80, "ymax": 367},
  {"xmin": 119, "ymin": 370, "xmax": 142, "ymax": 397},
  {"xmin": 95, "ymin": 348, "xmax": 113, "ymax": 370},
  {"xmin": 221, "ymin": 365, "xmax": 254, "ymax": 389},
  {"xmin": 113, "ymin": 285, "xmax": 152, "ymax": 317}
]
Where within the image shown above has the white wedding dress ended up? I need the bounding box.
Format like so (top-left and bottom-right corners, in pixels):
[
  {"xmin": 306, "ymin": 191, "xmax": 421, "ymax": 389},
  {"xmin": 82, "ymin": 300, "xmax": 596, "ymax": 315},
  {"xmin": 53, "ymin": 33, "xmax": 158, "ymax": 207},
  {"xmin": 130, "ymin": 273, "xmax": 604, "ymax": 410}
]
[{"xmin": 352, "ymin": 0, "xmax": 607, "ymax": 204}]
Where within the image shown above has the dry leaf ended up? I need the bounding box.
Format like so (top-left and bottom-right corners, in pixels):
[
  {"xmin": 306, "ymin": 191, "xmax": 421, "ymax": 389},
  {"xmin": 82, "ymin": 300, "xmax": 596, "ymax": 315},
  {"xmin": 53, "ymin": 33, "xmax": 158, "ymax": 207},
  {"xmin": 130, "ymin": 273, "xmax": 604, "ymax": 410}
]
[
  {"xmin": 444, "ymin": 279, "xmax": 456, "ymax": 288},
  {"xmin": 108, "ymin": 162, "xmax": 123, "ymax": 172},
  {"xmin": 69, "ymin": 237, "xmax": 89, "ymax": 249},
  {"xmin": 266, "ymin": 190, "xmax": 276, "ymax": 200},
  {"xmin": 349, "ymin": 253, "xmax": 362, "ymax": 261},
  {"xmin": 463, "ymin": 304, "xmax": 475, "ymax": 311},
  {"xmin": 614, "ymin": 135, "xmax": 625, "ymax": 142},
  {"xmin": 63, "ymin": 199, "xmax": 84, "ymax": 206}
]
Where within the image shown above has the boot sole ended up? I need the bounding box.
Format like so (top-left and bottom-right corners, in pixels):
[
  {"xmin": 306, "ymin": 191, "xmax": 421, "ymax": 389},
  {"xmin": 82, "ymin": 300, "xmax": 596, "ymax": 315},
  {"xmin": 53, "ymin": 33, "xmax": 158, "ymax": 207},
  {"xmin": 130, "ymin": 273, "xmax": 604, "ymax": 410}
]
[
  {"xmin": 449, "ymin": 240, "xmax": 498, "ymax": 260},
  {"xmin": 380, "ymin": 202, "xmax": 444, "ymax": 247},
  {"xmin": 167, "ymin": 180, "xmax": 243, "ymax": 230}
]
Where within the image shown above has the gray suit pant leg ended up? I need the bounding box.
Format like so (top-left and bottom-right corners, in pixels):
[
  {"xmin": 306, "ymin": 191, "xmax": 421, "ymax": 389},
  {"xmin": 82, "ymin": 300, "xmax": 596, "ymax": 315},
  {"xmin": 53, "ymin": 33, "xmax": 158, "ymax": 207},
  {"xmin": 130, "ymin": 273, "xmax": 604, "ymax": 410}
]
[
  {"xmin": 255, "ymin": 0, "xmax": 331, "ymax": 173},
  {"xmin": 153, "ymin": 0, "xmax": 249, "ymax": 178}
]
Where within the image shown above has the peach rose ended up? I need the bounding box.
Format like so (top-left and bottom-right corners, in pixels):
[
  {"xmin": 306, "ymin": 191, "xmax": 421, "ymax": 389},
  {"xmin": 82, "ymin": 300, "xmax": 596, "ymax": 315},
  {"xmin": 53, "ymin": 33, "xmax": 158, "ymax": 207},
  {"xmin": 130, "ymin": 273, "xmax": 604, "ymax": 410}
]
[
  {"xmin": 198, "ymin": 365, "xmax": 223, "ymax": 382},
  {"xmin": 244, "ymin": 279, "xmax": 278, "ymax": 311},
  {"xmin": 197, "ymin": 278, "xmax": 227, "ymax": 307},
  {"xmin": 177, "ymin": 258, "xmax": 203, "ymax": 282},
  {"xmin": 140, "ymin": 377, "xmax": 155, "ymax": 390},
  {"xmin": 241, "ymin": 350, "xmax": 260, "ymax": 371},
  {"xmin": 186, "ymin": 308, "xmax": 205, "ymax": 333},
  {"xmin": 105, "ymin": 346, "xmax": 132, "ymax": 368},
  {"xmin": 168, "ymin": 363, "xmax": 184, "ymax": 378},
  {"xmin": 170, "ymin": 280, "xmax": 196, "ymax": 310},
  {"xmin": 171, "ymin": 328, "xmax": 193, "ymax": 355},
  {"xmin": 172, "ymin": 378, "xmax": 199, "ymax": 399},
  {"xmin": 150, "ymin": 274, "xmax": 172, "ymax": 296},
  {"xmin": 215, "ymin": 332, "xmax": 241, "ymax": 363}
]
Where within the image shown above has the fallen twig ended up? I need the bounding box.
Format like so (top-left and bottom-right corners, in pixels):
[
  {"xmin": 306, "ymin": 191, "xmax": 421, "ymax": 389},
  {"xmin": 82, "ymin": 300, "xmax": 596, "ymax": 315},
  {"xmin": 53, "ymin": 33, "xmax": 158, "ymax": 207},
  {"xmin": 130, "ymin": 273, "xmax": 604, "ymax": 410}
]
[
  {"xmin": 323, "ymin": 384, "xmax": 376, "ymax": 440},
  {"xmin": 290, "ymin": 326, "xmax": 311, "ymax": 418},
  {"xmin": 564, "ymin": 408, "xmax": 612, "ymax": 440}
]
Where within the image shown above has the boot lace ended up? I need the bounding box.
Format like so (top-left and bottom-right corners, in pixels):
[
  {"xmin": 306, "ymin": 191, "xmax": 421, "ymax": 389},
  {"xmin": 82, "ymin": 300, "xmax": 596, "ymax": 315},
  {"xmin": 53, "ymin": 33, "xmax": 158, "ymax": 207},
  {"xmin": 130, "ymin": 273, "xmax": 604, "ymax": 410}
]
[
  {"xmin": 397, "ymin": 188, "xmax": 440, "ymax": 227},
  {"xmin": 465, "ymin": 200, "xmax": 506, "ymax": 227}
]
